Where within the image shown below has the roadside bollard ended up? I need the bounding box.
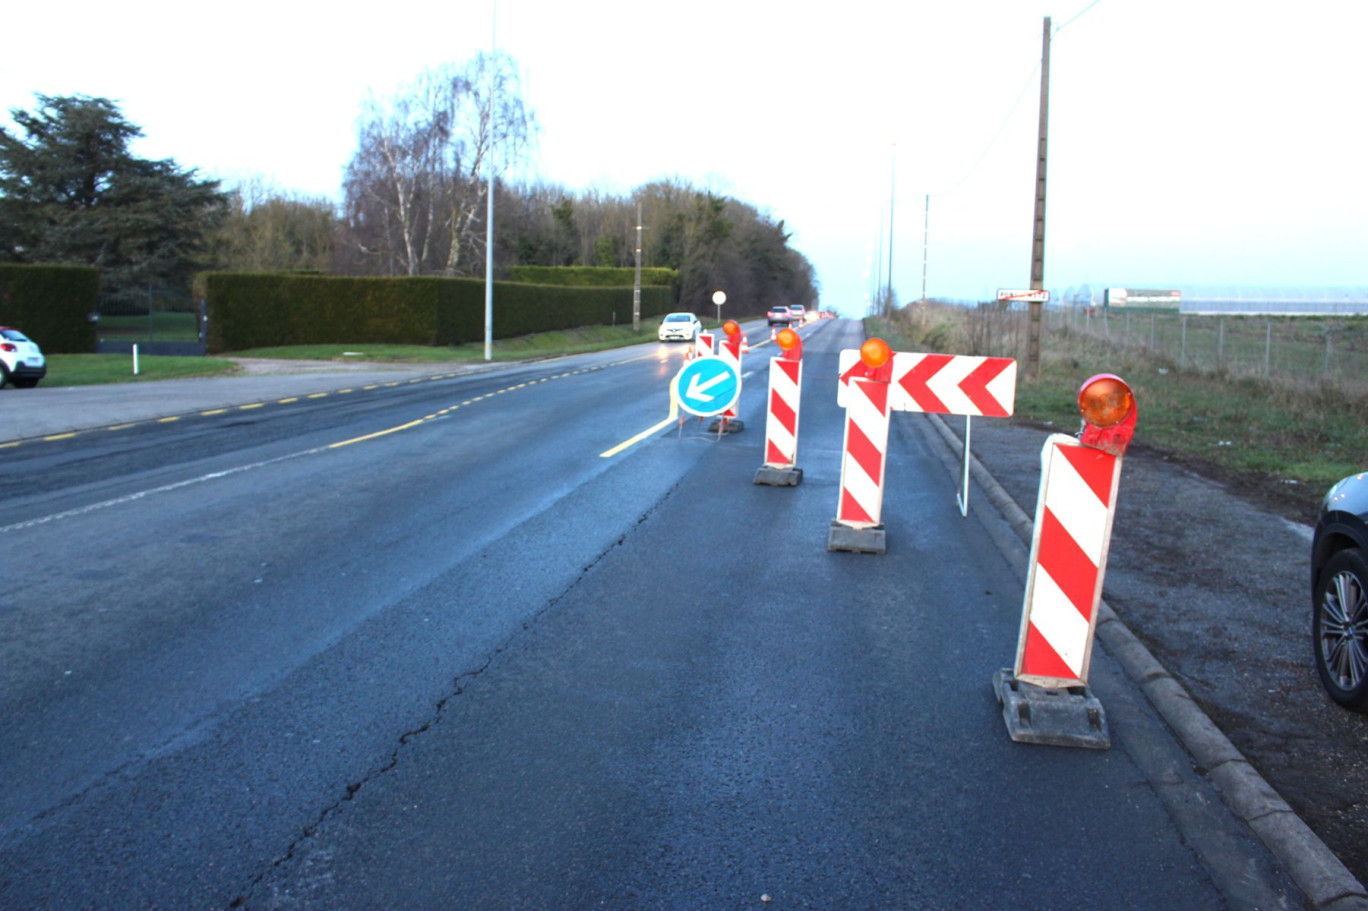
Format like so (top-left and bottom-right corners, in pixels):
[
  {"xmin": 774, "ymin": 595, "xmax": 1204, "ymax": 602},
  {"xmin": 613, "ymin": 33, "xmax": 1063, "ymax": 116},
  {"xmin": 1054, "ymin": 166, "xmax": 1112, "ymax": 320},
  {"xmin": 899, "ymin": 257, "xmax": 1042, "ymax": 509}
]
[
  {"xmin": 828, "ymin": 338, "xmax": 894, "ymax": 554},
  {"xmin": 754, "ymin": 327, "xmax": 804, "ymax": 486},
  {"xmin": 993, "ymin": 374, "xmax": 1138, "ymax": 750}
]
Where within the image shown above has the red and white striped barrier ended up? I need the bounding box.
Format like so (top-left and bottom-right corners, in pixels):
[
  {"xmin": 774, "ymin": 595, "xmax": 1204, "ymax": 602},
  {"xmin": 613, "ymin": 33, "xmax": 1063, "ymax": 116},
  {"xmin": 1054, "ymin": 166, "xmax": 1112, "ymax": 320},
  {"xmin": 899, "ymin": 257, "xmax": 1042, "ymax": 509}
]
[
  {"xmin": 994, "ymin": 374, "xmax": 1137, "ymax": 749},
  {"xmin": 755, "ymin": 328, "xmax": 803, "ymax": 486},
  {"xmin": 710, "ymin": 323, "xmax": 746, "ymax": 432},
  {"xmin": 836, "ymin": 376, "xmax": 890, "ymax": 529},
  {"xmin": 1013, "ymin": 435, "xmax": 1120, "ymax": 687},
  {"xmin": 687, "ymin": 331, "xmax": 714, "ymax": 361},
  {"xmin": 831, "ymin": 340, "xmax": 1017, "ymax": 553},
  {"xmin": 764, "ymin": 358, "xmax": 802, "ymax": 467}
]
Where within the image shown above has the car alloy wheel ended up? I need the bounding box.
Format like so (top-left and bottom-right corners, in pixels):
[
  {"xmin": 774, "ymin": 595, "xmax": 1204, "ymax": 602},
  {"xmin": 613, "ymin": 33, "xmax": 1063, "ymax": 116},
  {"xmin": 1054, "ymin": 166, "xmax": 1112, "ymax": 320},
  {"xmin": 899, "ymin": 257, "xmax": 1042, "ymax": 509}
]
[{"xmin": 1314, "ymin": 548, "xmax": 1368, "ymax": 711}]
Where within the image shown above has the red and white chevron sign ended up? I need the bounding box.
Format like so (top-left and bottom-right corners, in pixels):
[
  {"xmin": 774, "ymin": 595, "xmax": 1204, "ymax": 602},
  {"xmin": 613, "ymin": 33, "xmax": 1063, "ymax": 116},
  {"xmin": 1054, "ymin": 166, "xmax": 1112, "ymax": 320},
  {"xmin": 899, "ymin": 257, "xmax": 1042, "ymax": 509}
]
[
  {"xmin": 764, "ymin": 358, "xmax": 802, "ymax": 467},
  {"xmin": 838, "ymin": 350, "xmax": 1016, "ymax": 417},
  {"xmin": 1014, "ymin": 435, "xmax": 1122, "ymax": 688}
]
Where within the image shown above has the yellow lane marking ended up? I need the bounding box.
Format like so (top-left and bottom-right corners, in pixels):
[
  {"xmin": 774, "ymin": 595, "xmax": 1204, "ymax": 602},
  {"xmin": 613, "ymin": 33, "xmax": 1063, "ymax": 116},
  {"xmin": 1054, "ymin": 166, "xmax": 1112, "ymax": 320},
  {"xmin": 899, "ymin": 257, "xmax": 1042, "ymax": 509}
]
[
  {"xmin": 600, "ymin": 387, "xmax": 681, "ymax": 459},
  {"xmin": 239, "ymin": 403, "xmax": 264, "ymax": 410},
  {"xmin": 107, "ymin": 423, "xmax": 138, "ymax": 431},
  {"xmin": 278, "ymin": 397, "xmax": 300, "ymax": 404},
  {"xmin": 201, "ymin": 408, "xmax": 230, "ymax": 416},
  {"xmin": 307, "ymin": 393, "xmax": 328, "ymax": 399},
  {"xmin": 328, "ymin": 419, "xmax": 427, "ymax": 449},
  {"xmin": 158, "ymin": 417, "xmax": 180, "ymax": 424},
  {"xmin": 44, "ymin": 433, "xmax": 78, "ymax": 442}
]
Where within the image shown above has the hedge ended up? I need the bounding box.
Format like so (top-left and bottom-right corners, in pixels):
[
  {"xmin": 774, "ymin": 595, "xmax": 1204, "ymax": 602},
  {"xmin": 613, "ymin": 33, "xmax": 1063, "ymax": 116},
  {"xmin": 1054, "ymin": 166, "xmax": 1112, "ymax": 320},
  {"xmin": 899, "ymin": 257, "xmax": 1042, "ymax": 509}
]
[
  {"xmin": 506, "ymin": 265, "xmax": 676, "ymax": 287},
  {"xmin": 0, "ymin": 263, "xmax": 100, "ymax": 353},
  {"xmin": 197, "ymin": 272, "xmax": 677, "ymax": 354}
]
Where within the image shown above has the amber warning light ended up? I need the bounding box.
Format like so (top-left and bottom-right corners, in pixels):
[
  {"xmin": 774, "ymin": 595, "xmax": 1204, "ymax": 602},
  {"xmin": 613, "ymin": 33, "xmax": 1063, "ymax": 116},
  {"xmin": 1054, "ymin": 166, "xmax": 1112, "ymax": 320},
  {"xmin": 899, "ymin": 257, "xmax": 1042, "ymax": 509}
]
[
  {"xmin": 1077, "ymin": 374, "xmax": 1136, "ymax": 456},
  {"xmin": 860, "ymin": 337, "xmax": 892, "ymax": 370}
]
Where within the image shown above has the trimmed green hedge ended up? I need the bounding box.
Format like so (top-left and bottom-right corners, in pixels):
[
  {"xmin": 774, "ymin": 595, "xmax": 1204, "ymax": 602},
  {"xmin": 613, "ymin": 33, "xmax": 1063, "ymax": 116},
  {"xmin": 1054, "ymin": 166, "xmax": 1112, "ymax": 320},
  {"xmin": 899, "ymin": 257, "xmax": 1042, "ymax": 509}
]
[
  {"xmin": 507, "ymin": 265, "xmax": 676, "ymax": 287},
  {"xmin": 197, "ymin": 272, "xmax": 677, "ymax": 354},
  {"xmin": 0, "ymin": 263, "xmax": 99, "ymax": 353}
]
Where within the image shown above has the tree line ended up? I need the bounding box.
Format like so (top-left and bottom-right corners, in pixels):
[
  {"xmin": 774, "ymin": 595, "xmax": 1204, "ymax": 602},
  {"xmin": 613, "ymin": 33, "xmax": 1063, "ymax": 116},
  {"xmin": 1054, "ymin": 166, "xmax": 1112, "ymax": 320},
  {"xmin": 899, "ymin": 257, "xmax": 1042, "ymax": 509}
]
[{"xmin": 0, "ymin": 56, "xmax": 817, "ymax": 318}]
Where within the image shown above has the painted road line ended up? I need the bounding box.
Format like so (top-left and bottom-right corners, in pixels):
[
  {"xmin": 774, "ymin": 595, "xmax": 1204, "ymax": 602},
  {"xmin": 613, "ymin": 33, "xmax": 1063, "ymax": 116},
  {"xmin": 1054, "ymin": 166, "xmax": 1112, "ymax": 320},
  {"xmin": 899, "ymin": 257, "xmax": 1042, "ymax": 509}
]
[
  {"xmin": 278, "ymin": 398, "xmax": 300, "ymax": 404},
  {"xmin": 0, "ymin": 446, "xmax": 327, "ymax": 535},
  {"xmin": 600, "ymin": 389, "xmax": 681, "ymax": 459},
  {"xmin": 202, "ymin": 409, "xmax": 230, "ymax": 416},
  {"xmin": 328, "ymin": 419, "xmax": 428, "ymax": 449}
]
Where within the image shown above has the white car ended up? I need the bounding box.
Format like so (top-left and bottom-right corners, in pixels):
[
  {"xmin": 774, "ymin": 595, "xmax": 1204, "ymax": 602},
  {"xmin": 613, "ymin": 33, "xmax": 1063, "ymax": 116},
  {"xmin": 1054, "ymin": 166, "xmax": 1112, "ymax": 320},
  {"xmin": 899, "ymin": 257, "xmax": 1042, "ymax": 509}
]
[
  {"xmin": 789, "ymin": 305, "xmax": 808, "ymax": 324},
  {"xmin": 0, "ymin": 327, "xmax": 46, "ymax": 388},
  {"xmin": 658, "ymin": 312, "xmax": 702, "ymax": 342}
]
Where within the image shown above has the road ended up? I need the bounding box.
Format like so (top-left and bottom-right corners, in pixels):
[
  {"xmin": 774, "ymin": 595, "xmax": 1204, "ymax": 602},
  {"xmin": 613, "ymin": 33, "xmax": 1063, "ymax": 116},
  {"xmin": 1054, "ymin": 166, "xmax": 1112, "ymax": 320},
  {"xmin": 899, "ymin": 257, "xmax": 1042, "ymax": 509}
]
[{"xmin": 0, "ymin": 320, "xmax": 1302, "ymax": 908}]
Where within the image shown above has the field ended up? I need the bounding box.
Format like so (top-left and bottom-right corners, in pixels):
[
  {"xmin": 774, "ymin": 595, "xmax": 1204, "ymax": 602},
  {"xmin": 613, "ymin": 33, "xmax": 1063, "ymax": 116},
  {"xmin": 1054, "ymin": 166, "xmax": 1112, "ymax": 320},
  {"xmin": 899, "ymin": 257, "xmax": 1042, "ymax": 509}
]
[{"xmin": 868, "ymin": 304, "xmax": 1368, "ymax": 512}]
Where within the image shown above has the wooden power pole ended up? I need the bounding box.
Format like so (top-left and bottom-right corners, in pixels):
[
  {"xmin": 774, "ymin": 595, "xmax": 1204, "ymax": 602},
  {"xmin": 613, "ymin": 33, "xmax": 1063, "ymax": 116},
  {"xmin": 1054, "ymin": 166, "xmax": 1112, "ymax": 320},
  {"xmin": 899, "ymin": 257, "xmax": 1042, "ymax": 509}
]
[{"xmin": 1027, "ymin": 15, "xmax": 1051, "ymax": 380}]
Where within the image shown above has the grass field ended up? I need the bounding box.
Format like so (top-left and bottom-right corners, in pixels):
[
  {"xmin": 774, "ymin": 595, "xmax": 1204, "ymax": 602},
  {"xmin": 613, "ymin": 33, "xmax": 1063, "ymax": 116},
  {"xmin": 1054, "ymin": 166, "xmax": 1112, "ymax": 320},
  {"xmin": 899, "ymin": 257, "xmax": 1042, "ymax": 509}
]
[{"xmin": 869, "ymin": 304, "xmax": 1368, "ymax": 510}]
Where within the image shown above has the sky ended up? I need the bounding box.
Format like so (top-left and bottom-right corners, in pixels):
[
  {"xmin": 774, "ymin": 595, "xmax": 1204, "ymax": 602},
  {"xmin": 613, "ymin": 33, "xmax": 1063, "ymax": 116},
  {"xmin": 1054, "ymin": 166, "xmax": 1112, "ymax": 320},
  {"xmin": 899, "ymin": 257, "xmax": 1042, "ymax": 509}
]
[{"xmin": 3, "ymin": 0, "xmax": 1365, "ymax": 314}]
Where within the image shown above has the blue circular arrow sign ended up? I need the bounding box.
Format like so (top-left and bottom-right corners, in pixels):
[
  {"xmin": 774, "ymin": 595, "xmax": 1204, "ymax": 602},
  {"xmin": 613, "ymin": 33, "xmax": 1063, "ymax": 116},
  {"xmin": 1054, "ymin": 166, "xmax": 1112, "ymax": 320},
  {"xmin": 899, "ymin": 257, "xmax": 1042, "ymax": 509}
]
[{"xmin": 674, "ymin": 356, "xmax": 741, "ymax": 418}]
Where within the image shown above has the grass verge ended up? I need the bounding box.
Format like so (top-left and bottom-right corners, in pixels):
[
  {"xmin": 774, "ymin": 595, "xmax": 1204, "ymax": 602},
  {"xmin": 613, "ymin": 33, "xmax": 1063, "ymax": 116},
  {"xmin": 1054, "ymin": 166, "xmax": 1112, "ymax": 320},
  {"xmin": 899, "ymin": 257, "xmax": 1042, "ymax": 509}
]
[
  {"xmin": 38, "ymin": 317, "xmax": 725, "ymax": 387},
  {"xmin": 41, "ymin": 354, "xmax": 239, "ymax": 386},
  {"xmin": 869, "ymin": 305, "xmax": 1367, "ymax": 514}
]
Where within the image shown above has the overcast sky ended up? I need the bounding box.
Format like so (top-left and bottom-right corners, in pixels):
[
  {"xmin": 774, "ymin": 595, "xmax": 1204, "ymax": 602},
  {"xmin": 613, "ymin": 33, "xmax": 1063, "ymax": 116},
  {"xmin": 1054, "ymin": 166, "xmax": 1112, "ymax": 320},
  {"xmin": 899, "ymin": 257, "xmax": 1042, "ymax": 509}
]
[{"xmin": 3, "ymin": 0, "xmax": 1364, "ymax": 313}]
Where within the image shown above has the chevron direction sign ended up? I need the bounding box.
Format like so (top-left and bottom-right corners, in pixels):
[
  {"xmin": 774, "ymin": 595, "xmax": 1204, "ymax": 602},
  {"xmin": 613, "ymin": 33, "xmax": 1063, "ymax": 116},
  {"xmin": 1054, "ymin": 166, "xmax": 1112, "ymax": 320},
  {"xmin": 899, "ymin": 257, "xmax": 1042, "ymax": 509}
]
[{"xmin": 838, "ymin": 350, "xmax": 1017, "ymax": 417}]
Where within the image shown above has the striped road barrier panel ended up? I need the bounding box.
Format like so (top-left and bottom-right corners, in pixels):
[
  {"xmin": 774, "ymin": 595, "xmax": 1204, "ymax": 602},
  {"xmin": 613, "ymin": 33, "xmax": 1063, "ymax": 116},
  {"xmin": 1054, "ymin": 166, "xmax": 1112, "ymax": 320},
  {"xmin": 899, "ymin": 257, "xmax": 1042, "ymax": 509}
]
[
  {"xmin": 755, "ymin": 327, "xmax": 804, "ymax": 486},
  {"xmin": 994, "ymin": 374, "xmax": 1138, "ymax": 750}
]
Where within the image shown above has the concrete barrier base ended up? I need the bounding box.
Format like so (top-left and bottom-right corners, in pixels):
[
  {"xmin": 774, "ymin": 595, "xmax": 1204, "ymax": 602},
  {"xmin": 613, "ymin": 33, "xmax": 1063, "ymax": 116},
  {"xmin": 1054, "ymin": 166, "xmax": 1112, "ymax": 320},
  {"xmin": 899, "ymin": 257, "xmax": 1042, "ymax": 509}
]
[
  {"xmin": 827, "ymin": 521, "xmax": 886, "ymax": 555},
  {"xmin": 754, "ymin": 466, "xmax": 803, "ymax": 486},
  {"xmin": 993, "ymin": 669, "xmax": 1111, "ymax": 750}
]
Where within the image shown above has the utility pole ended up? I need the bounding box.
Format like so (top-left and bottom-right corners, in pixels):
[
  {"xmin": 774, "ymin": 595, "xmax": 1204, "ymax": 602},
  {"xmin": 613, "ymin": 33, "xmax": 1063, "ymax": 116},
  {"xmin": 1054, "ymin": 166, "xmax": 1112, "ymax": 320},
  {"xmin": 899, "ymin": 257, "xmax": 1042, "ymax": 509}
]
[
  {"xmin": 886, "ymin": 147, "xmax": 896, "ymax": 316},
  {"xmin": 1027, "ymin": 15, "xmax": 1051, "ymax": 380},
  {"xmin": 920, "ymin": 193, "xmax": 929, "ymax": 311},
  {"xmin": 632, "ymin": 202, "xmax": 642, "ymax": 332},
  {"xmin": 483, "ymin": 2, "xmax": 498, "ymax": 362}
]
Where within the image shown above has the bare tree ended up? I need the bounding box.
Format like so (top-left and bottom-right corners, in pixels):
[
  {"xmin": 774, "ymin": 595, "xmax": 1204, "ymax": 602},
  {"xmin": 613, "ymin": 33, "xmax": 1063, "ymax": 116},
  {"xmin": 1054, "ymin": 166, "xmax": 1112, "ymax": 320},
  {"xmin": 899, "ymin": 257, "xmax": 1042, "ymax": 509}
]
[{"xmin": 342, "ymin": 52, "xmax": 534, "ymax": 277}]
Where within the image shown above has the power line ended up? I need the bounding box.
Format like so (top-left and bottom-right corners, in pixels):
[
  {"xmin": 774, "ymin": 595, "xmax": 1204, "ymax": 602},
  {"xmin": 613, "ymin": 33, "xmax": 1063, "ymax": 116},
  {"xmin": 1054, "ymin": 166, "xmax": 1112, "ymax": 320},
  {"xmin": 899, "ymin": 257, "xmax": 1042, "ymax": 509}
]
[
  {"xmin": 1055, "ymin": 0, "xmax": 1105, "ymax": 35},
  {"xmin": 930, "ymin": 61, "xmax": 1040, "ymax": 199},
  {"xmin": 928, "ymin": 0, "xmax": 1105, "ymax": 200}
]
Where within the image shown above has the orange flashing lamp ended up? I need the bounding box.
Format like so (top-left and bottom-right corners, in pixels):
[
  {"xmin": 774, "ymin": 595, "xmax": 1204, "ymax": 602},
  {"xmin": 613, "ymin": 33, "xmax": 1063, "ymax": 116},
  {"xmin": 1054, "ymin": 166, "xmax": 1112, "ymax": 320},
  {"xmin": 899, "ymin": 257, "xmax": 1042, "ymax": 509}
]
[{"xmin": 1078, "ymin": 374, "xmax": 1137, "ymax": 456}]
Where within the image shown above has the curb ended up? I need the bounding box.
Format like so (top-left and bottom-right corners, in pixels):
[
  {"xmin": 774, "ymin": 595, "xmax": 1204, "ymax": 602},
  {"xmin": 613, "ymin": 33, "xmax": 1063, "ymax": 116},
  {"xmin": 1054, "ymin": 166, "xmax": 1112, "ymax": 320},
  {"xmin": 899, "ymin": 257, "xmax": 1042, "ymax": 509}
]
[{"xmin": 922, "ymin": 412, "xmax": 1368, "ymax": 911}]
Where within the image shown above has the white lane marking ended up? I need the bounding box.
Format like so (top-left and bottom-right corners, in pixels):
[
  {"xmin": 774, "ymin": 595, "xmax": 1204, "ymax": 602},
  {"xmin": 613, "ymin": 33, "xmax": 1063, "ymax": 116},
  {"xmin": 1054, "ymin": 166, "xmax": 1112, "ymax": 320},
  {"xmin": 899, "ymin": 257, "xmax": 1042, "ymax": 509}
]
[{"xmin": 0, "ymin": 446, "xmax": 328, "ymax": 534}]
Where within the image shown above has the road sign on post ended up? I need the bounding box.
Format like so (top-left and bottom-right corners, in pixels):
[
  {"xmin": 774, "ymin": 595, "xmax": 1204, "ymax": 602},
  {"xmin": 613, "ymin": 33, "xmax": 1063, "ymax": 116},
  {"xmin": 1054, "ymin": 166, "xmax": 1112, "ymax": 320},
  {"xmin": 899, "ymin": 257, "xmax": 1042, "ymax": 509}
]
[
  {"xmin": 673, "ymin": 356, "xmax": 740, "ymax": 419},
  {"xmin": 997, "ymin": 289, "xmax": 1050, "ymax": 304}
]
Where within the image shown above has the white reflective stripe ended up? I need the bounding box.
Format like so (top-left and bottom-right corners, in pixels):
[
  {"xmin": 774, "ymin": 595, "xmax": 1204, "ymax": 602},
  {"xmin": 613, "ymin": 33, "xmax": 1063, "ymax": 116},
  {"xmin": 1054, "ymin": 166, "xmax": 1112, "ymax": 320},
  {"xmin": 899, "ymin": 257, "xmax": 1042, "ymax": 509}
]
[
  {"xmin": 1044, "ymin": 444, "xmax": 1111, "ymax": 566},
  {"xmin": 1028, "ymin": 566, "xmax": 1090, "ymax": 676},
  {"xmin": 986, "ymin": 361, "xmax": 1017, "ymax": 413},
  {"xmin": 922, "ymin": 354, "xmax": 980, "ymax": 415}
]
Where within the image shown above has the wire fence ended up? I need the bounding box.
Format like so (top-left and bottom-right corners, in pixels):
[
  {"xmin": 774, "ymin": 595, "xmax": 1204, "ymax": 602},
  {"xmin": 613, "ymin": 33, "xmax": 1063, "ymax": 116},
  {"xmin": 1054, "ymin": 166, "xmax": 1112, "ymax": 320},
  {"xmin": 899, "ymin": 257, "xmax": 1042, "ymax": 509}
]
[{"xmin": 1043, "ymin": 308, "xmax": 1368, "ymax": 385}]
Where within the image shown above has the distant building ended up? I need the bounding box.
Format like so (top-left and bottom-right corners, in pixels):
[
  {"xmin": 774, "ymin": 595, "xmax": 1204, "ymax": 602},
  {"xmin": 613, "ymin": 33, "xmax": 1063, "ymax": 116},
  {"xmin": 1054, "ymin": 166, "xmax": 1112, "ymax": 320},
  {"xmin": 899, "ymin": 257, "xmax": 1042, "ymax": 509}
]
[{"xmin": 1103, "ymin": 288, "xmax": 1181, "ymax": 310}]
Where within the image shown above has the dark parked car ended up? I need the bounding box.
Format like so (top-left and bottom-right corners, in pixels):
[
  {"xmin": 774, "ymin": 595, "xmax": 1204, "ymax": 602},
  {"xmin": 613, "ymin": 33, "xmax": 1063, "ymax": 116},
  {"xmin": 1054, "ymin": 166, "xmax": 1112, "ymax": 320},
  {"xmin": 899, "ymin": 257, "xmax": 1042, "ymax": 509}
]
[{"xmin": 1311, "ymin": 471, "xmax": 1368, "ymax": 710}]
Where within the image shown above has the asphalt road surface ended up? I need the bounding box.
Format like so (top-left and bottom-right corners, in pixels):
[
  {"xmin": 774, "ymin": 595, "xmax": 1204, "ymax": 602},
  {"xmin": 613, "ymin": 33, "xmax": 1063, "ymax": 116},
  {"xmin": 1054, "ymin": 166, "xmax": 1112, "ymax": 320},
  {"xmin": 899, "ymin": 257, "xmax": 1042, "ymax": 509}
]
[{"xmin": 1, "ymin": 320, "xmax": 1304, "ymax": 908}]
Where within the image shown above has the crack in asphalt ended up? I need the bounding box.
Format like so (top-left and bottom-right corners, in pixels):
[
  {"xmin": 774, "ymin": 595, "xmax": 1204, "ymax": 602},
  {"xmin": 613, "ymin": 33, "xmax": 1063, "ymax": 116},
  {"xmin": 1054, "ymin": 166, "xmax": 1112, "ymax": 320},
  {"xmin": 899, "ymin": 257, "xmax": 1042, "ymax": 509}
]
[{"xmin": 228, "ymin": 480, "xmax": 680, "ymax": 909}]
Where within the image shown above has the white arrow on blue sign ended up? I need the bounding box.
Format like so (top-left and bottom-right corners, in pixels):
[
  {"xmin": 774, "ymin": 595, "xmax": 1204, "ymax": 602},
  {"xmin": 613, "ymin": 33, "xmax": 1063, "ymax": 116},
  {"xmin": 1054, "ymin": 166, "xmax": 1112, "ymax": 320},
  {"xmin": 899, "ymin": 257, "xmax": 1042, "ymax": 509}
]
[{"xmin": 674, "ymin": 356, "xmax": 741, "ymax": 418}]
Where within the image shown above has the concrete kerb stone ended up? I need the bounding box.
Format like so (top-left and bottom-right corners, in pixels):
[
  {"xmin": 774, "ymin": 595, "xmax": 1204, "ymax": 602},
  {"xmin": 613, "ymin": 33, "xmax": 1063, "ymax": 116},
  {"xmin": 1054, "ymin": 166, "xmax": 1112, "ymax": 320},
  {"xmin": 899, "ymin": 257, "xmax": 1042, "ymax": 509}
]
[{"xmin": 920, "ymin": 412, "xmax": 1368, "ymax": 911}]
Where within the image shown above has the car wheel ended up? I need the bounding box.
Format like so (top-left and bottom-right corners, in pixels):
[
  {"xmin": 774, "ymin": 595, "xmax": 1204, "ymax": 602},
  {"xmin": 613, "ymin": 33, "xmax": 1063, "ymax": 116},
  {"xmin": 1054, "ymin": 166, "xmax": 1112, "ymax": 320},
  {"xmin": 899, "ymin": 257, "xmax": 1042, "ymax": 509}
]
[
  {"xmin": 0, "ymin": 366, "xmax": 8, "ymax": 389},
  {"xmin": 1314, "ymin": 547, "xmax": 1368, "ymax": 711}
]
